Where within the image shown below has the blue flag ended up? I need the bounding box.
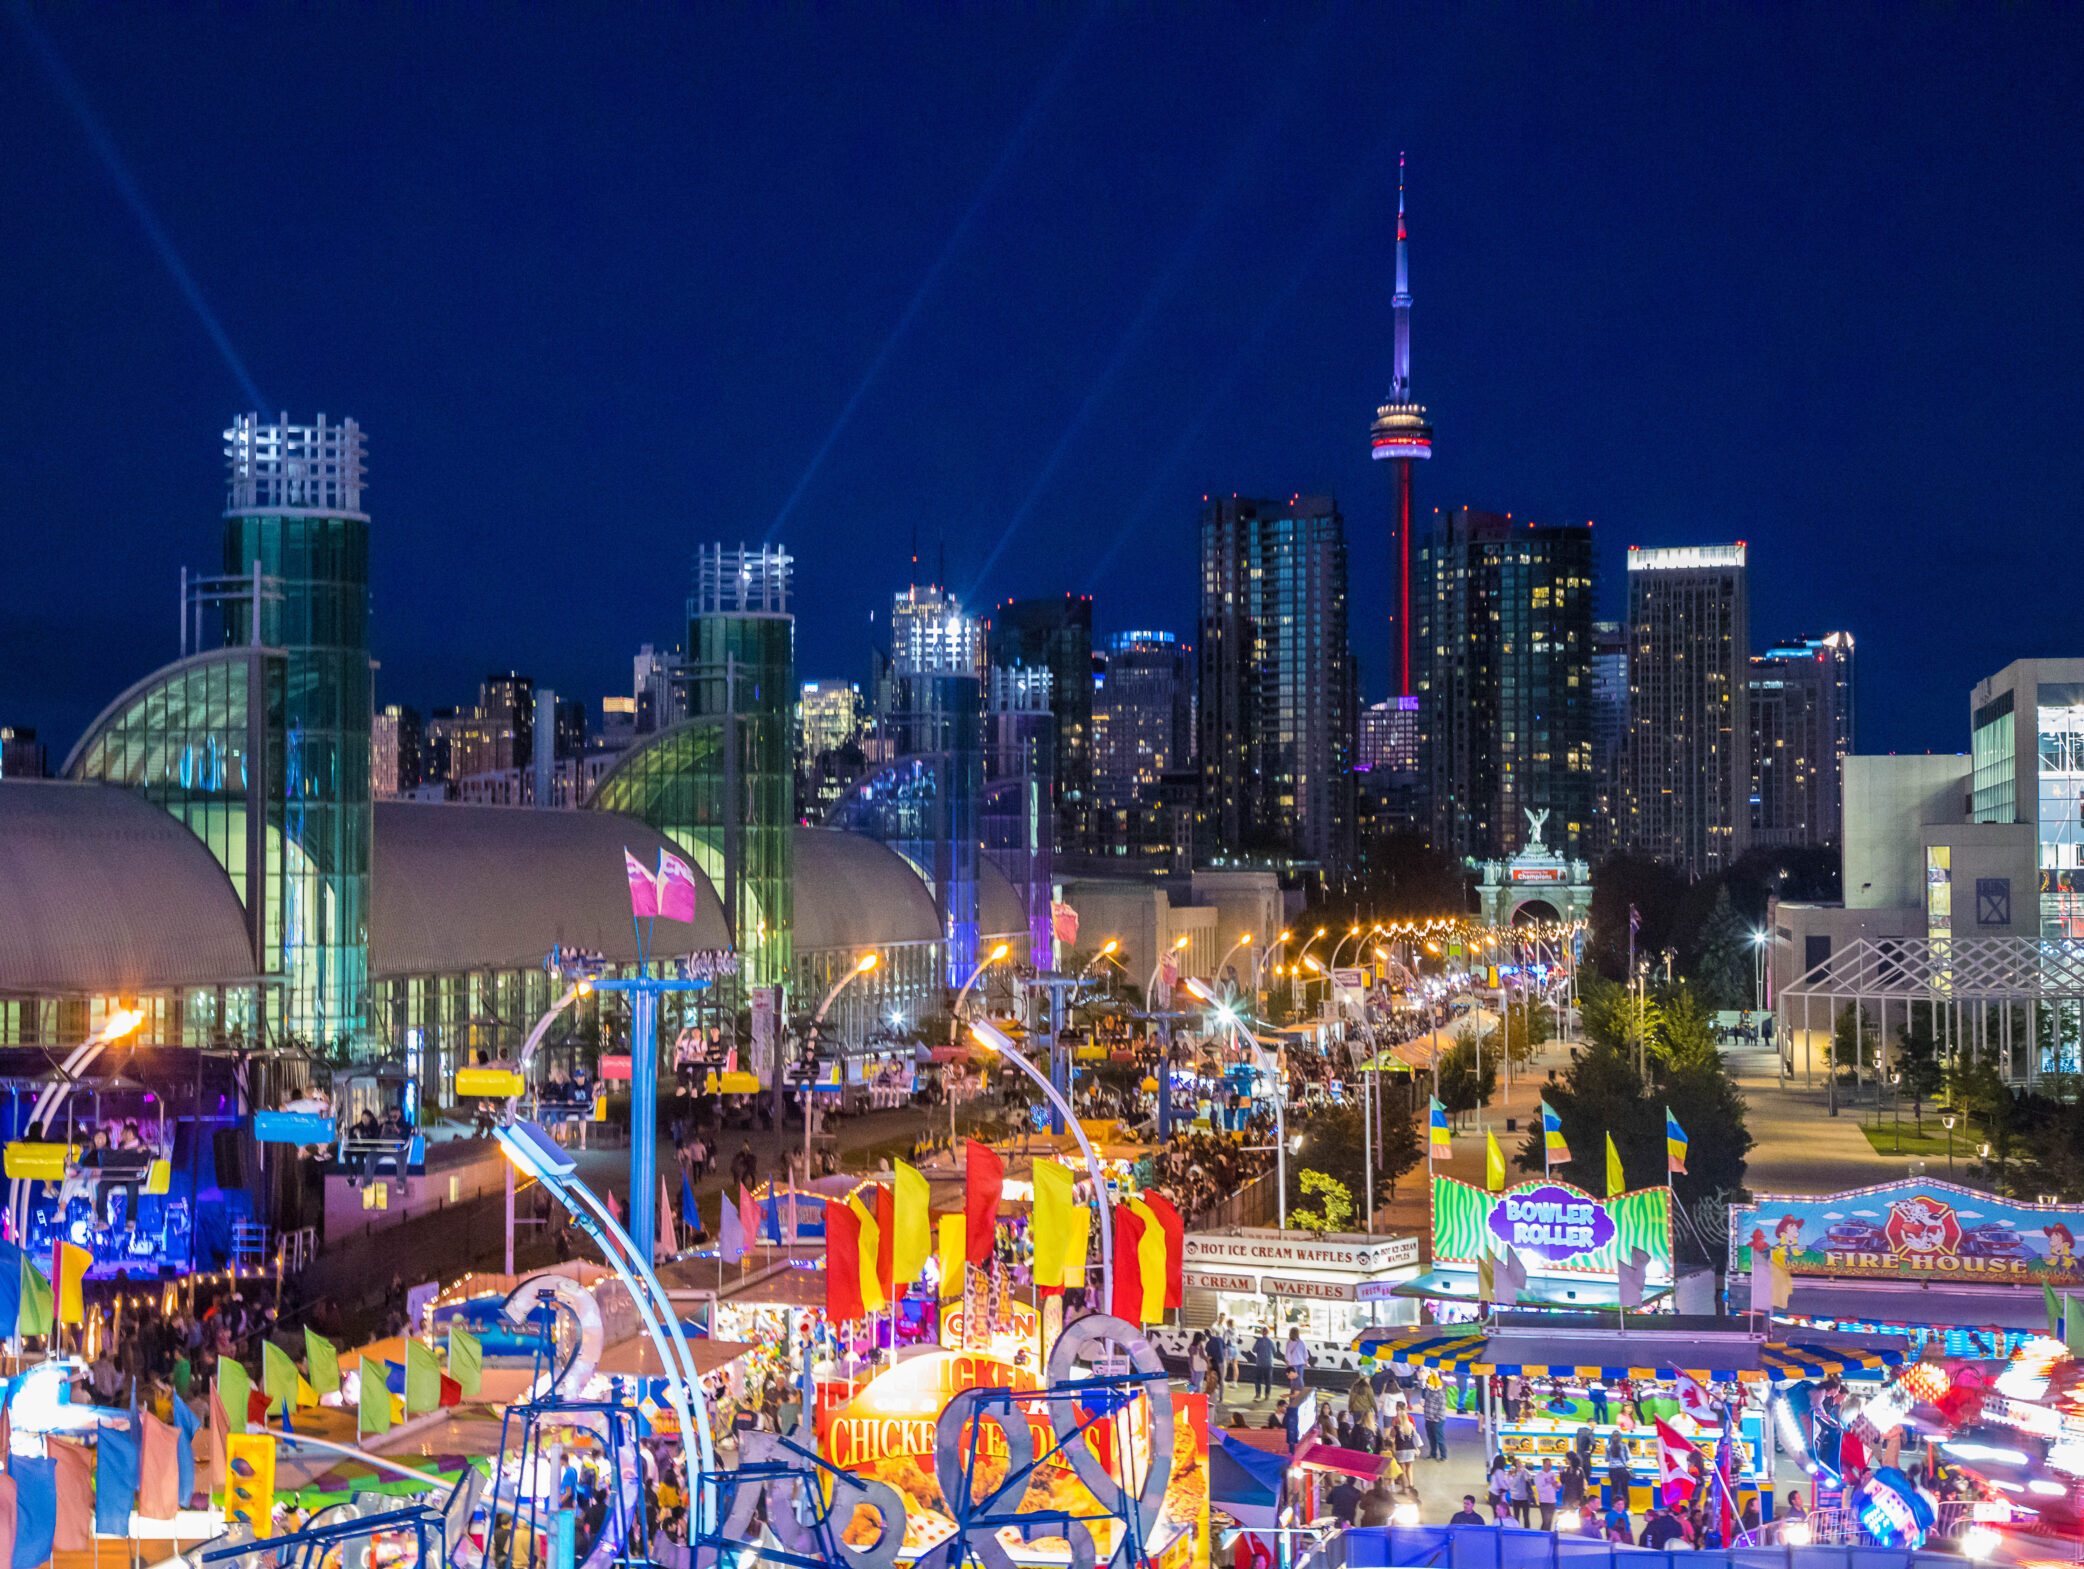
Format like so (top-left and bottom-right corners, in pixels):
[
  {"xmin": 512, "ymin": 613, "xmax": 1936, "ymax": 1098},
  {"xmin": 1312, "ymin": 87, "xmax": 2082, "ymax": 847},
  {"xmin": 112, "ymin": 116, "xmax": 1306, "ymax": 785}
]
[
  {"xmin": 764, "ymin": 1184, "xmax": 784, "ymax": 1246},
  {"xmin": 717, "ymin": 1193, "xmax": 745, "ymax": 1264},
  {"xmin": 95, "ymin": 1417, "xmax": 142, "ymax": 1536},
  {"xmin": 170, "ymin": 1392, "xmax": 202, "ymax": 1506},
  {"xmin": 682, "ymin": 1172, "xmax": 700, "ymax": 1237},
  {"xmin": 11, "ymin": 1454, "xmax": 56, "ymax": 1569}
]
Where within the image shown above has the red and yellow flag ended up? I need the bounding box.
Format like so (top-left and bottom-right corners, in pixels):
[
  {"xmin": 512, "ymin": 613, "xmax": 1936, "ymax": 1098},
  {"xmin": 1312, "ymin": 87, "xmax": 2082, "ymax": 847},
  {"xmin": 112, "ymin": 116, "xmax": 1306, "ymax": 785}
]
[
  {"xmin": 850, "ymin": 1192, "xmax": 887, "ymax": 1313},
  {"xmin": 1141, "ymin": 1191, "xmax": 1185, "ymax": 1310},
  {"xmin": 825, "ymin": 1199, "xmax": 865, "ymax": 1323}
]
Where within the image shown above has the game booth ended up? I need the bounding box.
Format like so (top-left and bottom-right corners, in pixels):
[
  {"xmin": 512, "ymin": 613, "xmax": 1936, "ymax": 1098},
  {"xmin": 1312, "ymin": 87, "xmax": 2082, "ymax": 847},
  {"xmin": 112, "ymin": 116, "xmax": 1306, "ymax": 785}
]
[{"xmin": 1730, "ymin": 1179, "xmax": 2084, "ymax": 1361}]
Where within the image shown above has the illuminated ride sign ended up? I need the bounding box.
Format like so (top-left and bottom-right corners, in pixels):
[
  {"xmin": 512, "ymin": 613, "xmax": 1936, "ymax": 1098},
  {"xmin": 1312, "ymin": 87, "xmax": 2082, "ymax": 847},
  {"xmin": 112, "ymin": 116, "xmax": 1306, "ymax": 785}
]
[
  {"xmin": 1729, "ymin": 1180, "xmax": 2084, "ymax": 1286},
  {"xmin": 1432, "ymin": 1175, "xmax": 1671, "ymax": 1275},
  {"xmin": 810, "ymin": 1315, "xmax": 1209, "ymax": 1569}
]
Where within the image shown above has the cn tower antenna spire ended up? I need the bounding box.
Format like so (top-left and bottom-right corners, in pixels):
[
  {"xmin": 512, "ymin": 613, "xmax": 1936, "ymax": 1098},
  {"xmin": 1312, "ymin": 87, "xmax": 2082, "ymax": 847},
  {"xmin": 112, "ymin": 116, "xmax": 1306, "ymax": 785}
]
[{"xmin": 1371, "ymin": 152, "xmax": 1433, "ymax": 699}]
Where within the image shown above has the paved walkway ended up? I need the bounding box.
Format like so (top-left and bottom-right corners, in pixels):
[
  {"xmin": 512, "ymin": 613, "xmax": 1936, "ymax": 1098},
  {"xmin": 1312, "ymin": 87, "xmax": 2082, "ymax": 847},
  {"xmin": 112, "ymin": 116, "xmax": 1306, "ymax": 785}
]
[{"xmin": 1724, "ymin": 1048, "xmax": 1906, "ymax": 1195}]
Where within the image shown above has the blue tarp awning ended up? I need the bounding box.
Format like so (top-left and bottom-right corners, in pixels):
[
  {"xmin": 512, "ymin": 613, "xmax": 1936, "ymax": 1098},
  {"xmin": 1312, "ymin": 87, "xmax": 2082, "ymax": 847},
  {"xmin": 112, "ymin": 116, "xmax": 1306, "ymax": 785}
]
[{"xmin": 1211, "ymin": 1431, "xmax": 1285, "ymax": 1529}]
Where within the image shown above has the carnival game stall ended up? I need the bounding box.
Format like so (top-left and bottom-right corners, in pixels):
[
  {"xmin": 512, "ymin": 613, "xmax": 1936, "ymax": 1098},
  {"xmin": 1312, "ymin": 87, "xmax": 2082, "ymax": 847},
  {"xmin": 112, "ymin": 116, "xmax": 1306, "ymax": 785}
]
[
  {"xmin": 1361, "ymin": 1318, "xmax": 1904, "ymax": 1518},
  {"xmin": 1731, "ymin": 1180, "xmax": 2084, "ymax": 1361}
]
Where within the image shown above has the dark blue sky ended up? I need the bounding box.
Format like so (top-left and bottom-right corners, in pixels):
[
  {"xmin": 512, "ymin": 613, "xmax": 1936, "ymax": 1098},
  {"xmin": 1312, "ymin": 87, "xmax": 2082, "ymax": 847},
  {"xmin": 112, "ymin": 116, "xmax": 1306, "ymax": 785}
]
[{"xmin": 4, "ymin": 5, "xmax": 2080, "ymax": 760}]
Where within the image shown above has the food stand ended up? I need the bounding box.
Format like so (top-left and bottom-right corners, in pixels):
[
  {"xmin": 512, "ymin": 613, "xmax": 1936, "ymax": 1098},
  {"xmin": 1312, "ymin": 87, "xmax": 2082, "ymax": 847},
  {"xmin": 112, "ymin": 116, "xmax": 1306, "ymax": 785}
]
[{"xmin": 1731, "ymin": 1180, "xmax": 2084, "ymax": 1360}]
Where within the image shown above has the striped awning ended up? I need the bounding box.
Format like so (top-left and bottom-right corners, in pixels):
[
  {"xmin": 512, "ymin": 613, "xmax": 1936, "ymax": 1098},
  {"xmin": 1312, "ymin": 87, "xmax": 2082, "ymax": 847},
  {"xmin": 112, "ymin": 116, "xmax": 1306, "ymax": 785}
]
[
  {"xmin": 1759, "ymin": 1339, "xmax": 1904, "ymax": 1380},
  {"xmin": 1353, "ymin": 1328, "xmax": 1900, "ymax": 1384}
]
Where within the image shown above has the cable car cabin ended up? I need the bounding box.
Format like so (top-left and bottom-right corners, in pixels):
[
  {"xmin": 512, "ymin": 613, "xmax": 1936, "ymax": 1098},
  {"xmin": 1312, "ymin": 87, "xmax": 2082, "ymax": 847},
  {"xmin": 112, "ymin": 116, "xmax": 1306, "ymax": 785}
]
[{"xmin": 325, "ymin": 1063, "xmax": 426, "ymax": 1187}]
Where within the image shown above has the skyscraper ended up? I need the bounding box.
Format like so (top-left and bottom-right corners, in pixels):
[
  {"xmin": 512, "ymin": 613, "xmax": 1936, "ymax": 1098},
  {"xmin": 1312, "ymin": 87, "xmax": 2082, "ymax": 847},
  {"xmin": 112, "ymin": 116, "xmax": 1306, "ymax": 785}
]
[
  {"xmin": 1749, "ymin": 633, "xmax": 1854, "ymax": 848},
  {"xmin": 1415, "ymin": 509, "xmax": 1595, "ymax": 862},
  {"xmin": 1198, "ymin": 495, "xmax": 1354, "ymax": 869},
  {"xmin": 1589, "ymin": 621, "xmax": 1628, "ymax": 859},
  {"xmin": 1092, "ymin": 630, "xmax": 1193, "ymax": 811},
  {"xmin": 479, "ymin": 672, "xmax": 534, "ymax": 771},
  {"xmin": 372, "ymin": 704, "xmax": 422, "ymax": 797},
  {"xmin": 1369, "ymin": 156, "xmax": 1434, "ymax": 700},
  {"xmin": 1623, "ymin": 544, "xmax": 1750, "ymax": 874},
  {"xmin": 987, "ymin": 595, "xmax": 1094, "ymax": 855}
]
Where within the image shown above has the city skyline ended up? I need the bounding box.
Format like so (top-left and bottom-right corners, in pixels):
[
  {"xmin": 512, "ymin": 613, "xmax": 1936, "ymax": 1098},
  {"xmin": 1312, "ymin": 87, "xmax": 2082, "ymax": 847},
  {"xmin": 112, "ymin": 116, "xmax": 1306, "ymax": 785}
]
[{"xmin": 5, "ymin": 8, "xmax": 2080, "ymax": 761}]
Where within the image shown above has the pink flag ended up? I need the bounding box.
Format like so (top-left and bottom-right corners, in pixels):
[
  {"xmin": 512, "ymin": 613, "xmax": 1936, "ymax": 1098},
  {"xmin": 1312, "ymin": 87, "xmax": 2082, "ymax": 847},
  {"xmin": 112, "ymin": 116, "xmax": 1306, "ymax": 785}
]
[
  {"xmin": 739, "ymin": 1184, "xmax": 761, "ymax": 1250},
  {"xmin": 786, "ymin": 1185, "xmax": 799, "ymax": 1247},
  {"xmin": 657, "ymin": 849, "xmax": 701, "ymax": 923},
  {"xmin": 1052, "ymin": 900, "xmax": 1079, "ymax": 946},
  {"xmin": 624, "ymin": 850, "xmax": 660, "ymax": 919},
  {"xmin": 660, "ymin": 1174, "xmax": 676, "ymax": 1255}
]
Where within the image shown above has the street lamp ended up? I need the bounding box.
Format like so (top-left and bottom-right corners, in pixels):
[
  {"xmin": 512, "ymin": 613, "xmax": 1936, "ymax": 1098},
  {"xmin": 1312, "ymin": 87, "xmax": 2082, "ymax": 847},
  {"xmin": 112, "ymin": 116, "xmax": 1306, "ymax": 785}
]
[
  {"xmin": 1145, "ymin": 934, "xmax": 1191, "ymax": 1009},
  {"xmin": 1079, "ymin": 939, "xmax": 1121, "ymax": 977},
  {"xmin": 947, "ymin": 943, "xmax": 1009, "ymax": 1149},
  {"xmin": 805, "ymin": 952, "xmax": 878, "ymax": 1176},
  {"xmin": 1330, "ymin": 924, "xmax": 1365, "ymax": 972},
  {"xmin": 970, "ymin": 1020, "xmax": 1113, "ymax": 1302},
  {"xmin": 8, "ymin": 1004, "xmax": 145, "ymax": 1241},
  {"xmin": 1942, "ymin": 1112, "xmax": 1957, "ymax": 1174},
  {"xmin": 1300, "ymin": 951, "xmax": 1326, "ymax": 1016}
]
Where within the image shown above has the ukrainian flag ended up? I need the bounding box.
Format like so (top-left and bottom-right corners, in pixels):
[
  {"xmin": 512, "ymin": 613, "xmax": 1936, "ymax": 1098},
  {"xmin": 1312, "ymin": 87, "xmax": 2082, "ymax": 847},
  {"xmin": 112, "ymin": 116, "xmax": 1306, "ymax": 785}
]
[
  {"xmin": 1428, "ymin": 1096, "xmax": 1452, "ymax": 1157},
  {"xmin": 1540, "ymin": 1099, "xmax": 1571, "ymax": 1164},
  {"xmin": 1665, "ymin": 1107, "xmax": 1688, "ymax": 1175}
]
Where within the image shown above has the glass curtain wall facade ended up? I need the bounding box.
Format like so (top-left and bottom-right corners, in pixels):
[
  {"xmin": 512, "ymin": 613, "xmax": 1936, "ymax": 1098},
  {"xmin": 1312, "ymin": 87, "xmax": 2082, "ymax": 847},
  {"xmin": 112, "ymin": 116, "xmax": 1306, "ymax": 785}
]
[
  {"xmin": 65, "ymin": 647, "xmax": 285, "ymax": 1046},
  {"xmin": 220, "ymin": 415, "xmax": 374, "ymax": 1049}
]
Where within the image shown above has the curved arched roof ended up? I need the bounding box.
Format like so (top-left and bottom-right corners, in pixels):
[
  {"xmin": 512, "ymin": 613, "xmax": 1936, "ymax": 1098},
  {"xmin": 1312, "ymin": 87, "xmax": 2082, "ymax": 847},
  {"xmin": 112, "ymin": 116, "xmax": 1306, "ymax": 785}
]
[
  {"xmin": 978, "ymin": 857, "xmax": 1028, "ymax": 940},
  {"xmin": 0, "ymin": 782, "xmax": 256, "ymax": 993},
  {"xmin": 372, "ymin": 802, "xmax": 731, "ymax": 976},
  {"xmin": 790, "ymin": 828, "xmax": 941, "ymax": 953}
]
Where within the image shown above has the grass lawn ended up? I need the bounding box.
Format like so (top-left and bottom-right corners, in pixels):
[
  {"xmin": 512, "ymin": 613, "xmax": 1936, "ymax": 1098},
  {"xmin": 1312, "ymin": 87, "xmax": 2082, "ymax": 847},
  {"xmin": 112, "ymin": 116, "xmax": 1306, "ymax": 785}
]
[{"xmin": 1858, "ymin": 1119, "xmax": 1968, "ymax": 1158}]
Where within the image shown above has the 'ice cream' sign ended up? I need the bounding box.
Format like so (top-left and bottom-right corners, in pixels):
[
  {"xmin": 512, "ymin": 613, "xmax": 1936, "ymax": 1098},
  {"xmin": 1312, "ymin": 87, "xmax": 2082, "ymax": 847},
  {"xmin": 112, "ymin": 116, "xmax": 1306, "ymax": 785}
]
[{"xmin": 1488, "ymin": 1184, "xmax": 1618, "ymax": 1262}]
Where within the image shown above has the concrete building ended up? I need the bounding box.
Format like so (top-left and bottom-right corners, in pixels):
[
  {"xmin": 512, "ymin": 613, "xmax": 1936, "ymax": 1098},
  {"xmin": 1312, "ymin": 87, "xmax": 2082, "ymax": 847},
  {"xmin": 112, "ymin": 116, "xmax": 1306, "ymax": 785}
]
[
  {"xmin": 1622, "ymin": 544, "xmax": 1749, "ymax": 874},
  {"xmin": 1749, "ymin": 634, "xmax": 1854, "ymax": 849},
  {"xmin": 1198, "ymin": 494, "xmax": 1354, "ymax": 871},
  {"xmin": 1415, "ymin": 508, "xmax": 1595, "ymax": 863},
  {"xmin": 1970, "ymin": 658, "xmax": 2084, "ymax": 938}
]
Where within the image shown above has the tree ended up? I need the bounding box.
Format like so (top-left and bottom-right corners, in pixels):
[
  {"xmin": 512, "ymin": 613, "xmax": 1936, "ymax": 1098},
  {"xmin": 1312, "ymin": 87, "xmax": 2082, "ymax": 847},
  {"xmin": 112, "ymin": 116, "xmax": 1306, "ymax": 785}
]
[
  {"xmin": 1497, "ymin": 994, "xmax": 1554, "ymax": 1066},
  {"xmin": 1834, "ymin": 1004, "xmax": 1878, "ymax": 1083},
  {"xmin": 1579, "ymin": 973, "xmax": 1660, "ymax": 1064},
  {"xmin": 1373, "ymin": 1082, "xmax": 1425, "ymax": 1200},
  {"xmin": 1653, "ymin": 985, "xmax": 1721, "ymax": 1072},
  {"xmin": 1689, "ymin": 885, "xmax": 1756, "ymax": 1011},
  {"xmin": 1436, "ymin": 1029, "xmax": 1495, "ymax": 1120},
  {"xmin": 1289, "ymin": 1170, "xmax": 1354, "ymax": 1235},
  {"xmin": 1894, "ymin": 1011, "xmax": 1945, "ymax": 1131}
]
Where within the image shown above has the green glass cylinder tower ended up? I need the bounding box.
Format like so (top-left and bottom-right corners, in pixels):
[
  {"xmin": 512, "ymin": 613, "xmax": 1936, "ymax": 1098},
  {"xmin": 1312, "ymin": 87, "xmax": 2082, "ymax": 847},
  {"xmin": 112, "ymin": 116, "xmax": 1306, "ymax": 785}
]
[{"xmin": 221, "ymin": 413, "xmax": 372, "ymax": 1049}]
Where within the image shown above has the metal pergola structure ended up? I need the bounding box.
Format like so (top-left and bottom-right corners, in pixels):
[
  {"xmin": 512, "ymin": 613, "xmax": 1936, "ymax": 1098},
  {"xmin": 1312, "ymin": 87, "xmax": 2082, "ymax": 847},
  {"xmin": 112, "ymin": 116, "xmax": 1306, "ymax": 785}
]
[{"xmin": 1777, "ymin": 935, "xmax": 2084, "ymax": 1091}]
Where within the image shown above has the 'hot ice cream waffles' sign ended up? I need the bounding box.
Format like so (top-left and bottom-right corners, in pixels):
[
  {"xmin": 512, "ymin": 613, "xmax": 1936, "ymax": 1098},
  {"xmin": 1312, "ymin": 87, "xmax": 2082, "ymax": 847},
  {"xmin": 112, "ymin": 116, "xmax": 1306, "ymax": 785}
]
[{"xmin": 1432, "ymin": 1175, "xmax": 1671, "ymax": 1273}]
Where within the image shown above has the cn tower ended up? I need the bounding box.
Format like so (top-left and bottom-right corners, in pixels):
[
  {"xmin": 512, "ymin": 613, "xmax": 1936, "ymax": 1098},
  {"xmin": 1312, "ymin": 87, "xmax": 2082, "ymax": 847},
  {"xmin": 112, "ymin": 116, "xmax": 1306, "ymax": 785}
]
[{"xmin": 1369, "ymin": 155, "xmax": 1433, "ymax": 696}]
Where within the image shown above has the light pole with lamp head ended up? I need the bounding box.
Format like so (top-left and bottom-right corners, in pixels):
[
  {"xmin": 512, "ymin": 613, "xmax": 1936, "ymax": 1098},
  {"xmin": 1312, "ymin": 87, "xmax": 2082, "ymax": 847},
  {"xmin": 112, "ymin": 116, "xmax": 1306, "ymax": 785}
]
[
  {"xmin": 1145, "ymin": 933, "xmax": 1191, "ymax": 1009},
  {"xmin": 1187, "ymin": 976, "xmax": 1297, "ymax": 1229},
  {"xmin": 1080, "ymin": 939, "xmax": 1121, "ymax": 978},
  {"xmin": 1942, "ymin": 1112, "xmax": 1957, "ymax": 1174},
  {"xmin": 969, "ymin": 1019, "xmax": 1113, "ymax": 1302},
  {"xmin": 945, "ymin": 943, "xmax": 1009, "ymax": 1151},
  {"xmin": 805, "ymin": 952, "xmax": 877, "ymax": 1179}
]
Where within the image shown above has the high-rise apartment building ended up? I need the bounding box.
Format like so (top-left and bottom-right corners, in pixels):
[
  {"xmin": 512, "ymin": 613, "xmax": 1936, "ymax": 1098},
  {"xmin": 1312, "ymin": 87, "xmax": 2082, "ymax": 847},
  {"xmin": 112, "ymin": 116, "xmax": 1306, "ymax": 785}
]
[
  {"xmin": 1357, "ymin": 697, "xmax": 1422, "ymax": 774},
  {"xmin": 1198, "ymin": 495, "xmax": 1354, "ymax": 869},
  {"xmin": 480, "ymin": 673, "xmax": 533, "ymax": 770},
  {"xmin": 1622, "ymin": 544, "xmax": 1750, "ymax": 874},
  {"xmin": 800, "ymin": 680, "xmax": 862, "ymax": 757},
  {"xmin": 1092, "ymin": 631, "xmax": 1193, "ymax": 811},
  {"xmin": 372, "ymin": 704, "xmax": 422, "ymax": 797},
  {"xmin": 634, "ymin": 642, "xmax": 685, "ymax": 735},
  {"xmin": 1749, "ymin": 634, "xmax": 1854, "ymax": 848},
  {"xmin": 1413, "ymin": 509, "xmax": 1595, "ymax": 862},
  {"xmin": 1590, "ymin": 621, "xmax": 1628, "ymax": 858},
  {"xmin": 987, "ymin": 596, "xmax": 1094, "ymax": 855}
]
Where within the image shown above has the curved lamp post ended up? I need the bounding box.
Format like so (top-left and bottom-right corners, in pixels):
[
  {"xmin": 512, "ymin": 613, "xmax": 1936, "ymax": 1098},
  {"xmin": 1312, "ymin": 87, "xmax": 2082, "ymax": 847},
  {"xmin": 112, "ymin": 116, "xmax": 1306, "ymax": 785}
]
[
  {"xmin": 968, "ymin": 1019, "xmax": 1112, "ymax": 1303},
  {"xmin": 1080, "ymin": 939, "xmax": 1121, "ymax": 978},
  {"xmin": 946, "ymin": 943, "xmax": 1010, "ymax": 1150},
  {"xmin": 1145, "ymin": 934, "xmax": 1191, "ymax": 1009},
  {"xmin": 805, "ymin": 952, "xmax": 878, "ymax": 1176},
  {"xmin": 1329, "ymin": 924, "xmax": 1366, "ymax": 972}
]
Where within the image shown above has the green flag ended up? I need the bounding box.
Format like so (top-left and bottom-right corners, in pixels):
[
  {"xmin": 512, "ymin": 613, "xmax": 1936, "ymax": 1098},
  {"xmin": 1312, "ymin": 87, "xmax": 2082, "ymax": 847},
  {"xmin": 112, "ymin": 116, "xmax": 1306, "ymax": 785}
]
[
  {"xmin": 359, "ymin": 1360, "xmax": 392, "ymax": 1434},
  {"xmin": 2047, "ymin": 1282, "xmax": 2064, "ymax": 1339},
  {"xmin": 405, "ymin": 1338, "xmax": 442, "ymax": 1414},
  {"xmin": 305, "ymin": 1328, "xmax": 341, "ymax": 1397},
  {"xmin": 2066, "ymin": 1295, "xmax": 2084, "ymax": 1358},
  {"xmin": 448, "ymin": 1325, "xmax": 483, "ymax": 1399},
  {"xmin": 262, "ymin": 1339, "xmax": 300, "ymax": 1418},
  {"xmin": 218, "ymin": 1357, "xmax": 251, "ymax": 1433},
  {"xmin": 18, "ymin": 1254, "xmax": 54, "ymax": 1337}
]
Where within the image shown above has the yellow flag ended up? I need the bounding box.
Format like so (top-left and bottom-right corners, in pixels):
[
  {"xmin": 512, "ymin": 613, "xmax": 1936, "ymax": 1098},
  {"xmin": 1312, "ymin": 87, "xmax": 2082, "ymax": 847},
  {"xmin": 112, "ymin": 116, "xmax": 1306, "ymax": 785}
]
[
  {"xmin": 1484, "ymin": 1130, "xmax": 1506, "ymax": 1192},
  {"xmin": 938, "ymin": 1211, "xmax": 966, "ymax": 1300},
  {"xmin": 849, "ymin": 1195, "xmax": 886, "ymax": 1312},
  {"xmin": 1605, "ymin": 1133, "xmax": 1625, "ymax": 1198},
  {"xmin": 54, "ymin": 1241, "xmax": 91, "ymax": 1324},
  {"xmin": 1127, "ymin": 1198, "xmax": 1166, "ymax": 1324},
  {"xmin": 1477, "ymin": 1251, "xmax": 1496, "ymax": 1304},
  {"xmin": 1060, "ymin": 1206, "xmax": 1091, "ymax": 1288},
  {"xmin": 1032, "ymin": 1159, "xmax": 1074, "ymax": 1287},
  {"xmin": 893, "ymin": 1161, "xmax": 931, "ymax": 1285}
]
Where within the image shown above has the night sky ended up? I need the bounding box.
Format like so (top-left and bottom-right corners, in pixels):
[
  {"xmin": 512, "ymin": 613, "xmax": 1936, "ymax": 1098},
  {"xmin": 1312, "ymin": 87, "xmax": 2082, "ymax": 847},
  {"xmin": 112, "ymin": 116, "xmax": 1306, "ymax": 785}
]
[{"xmin": 4, "ymin": 5, "xmax": 2080, "ymax": 760}]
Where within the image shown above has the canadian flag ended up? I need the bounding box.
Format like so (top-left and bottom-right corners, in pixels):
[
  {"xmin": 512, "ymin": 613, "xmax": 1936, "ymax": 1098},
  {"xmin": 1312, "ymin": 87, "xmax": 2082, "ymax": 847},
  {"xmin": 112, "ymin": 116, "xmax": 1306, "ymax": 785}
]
[
  {"xmin": 1654, "ymin": 1418, "xmax": 1699, "ymax": 1504},
  {"xmin": 1675, "ymin": 1374, "xmax": 1716, "ymax": 1421}
]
